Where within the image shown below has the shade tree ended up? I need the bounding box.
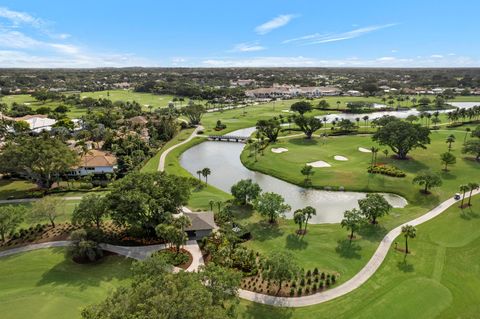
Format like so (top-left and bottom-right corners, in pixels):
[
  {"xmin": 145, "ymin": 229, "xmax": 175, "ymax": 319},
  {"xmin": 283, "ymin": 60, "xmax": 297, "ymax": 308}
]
[
  {"xmin": 254, "ymin": 192, "xmax": 291, "ymax": 224},
  {"xmin": 358, "ymin": 193, "xmax": 392, "ymax": 224},
  {"xmin": 340, "ymin": 208, "xmax": 366, "ymax": 243},
  {"xmin": 230, "ymin": 179, "xmax": 261, "ymax": 205},
  {"xmin": 372, "ymin": 119, "xmax": 430, "ymax": 159},
  {"xmin": 412, "ymin": 171, "xmax": 442, "ymax": 194},
  {"xmin": 0, "ymin": 205, "xmax": 26, "ymax": 242}
]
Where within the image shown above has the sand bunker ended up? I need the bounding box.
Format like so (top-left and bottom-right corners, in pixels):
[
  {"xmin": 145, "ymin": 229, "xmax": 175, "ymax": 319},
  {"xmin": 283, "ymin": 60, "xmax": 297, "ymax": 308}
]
[
  {"xmin": 334, "ymin": 155, "xmax": 348, "ymax": 161},
  {"xmin": 271, "ymin": 147, "xmax": 288, "ymax": 154},
  {"xmin": 358, "ymin": 147, "xmax": 372, "ymax": 153},
  {"xmin": 307, "ymin": 160, "xmax": 331, "ymax": 168}
]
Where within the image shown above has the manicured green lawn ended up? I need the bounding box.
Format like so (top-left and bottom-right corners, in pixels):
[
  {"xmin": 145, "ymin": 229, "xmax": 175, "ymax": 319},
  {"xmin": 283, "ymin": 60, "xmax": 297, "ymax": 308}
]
[
  {"xmin": 242, "ymin": 129, "xmax": 479, "ymax": 204},
  {"xmin": 79, "ymin": 90, "xmax": 185, "ymax": 109},
  {"xmin": 238, "ymin": 195, "xmax": 480, "ymax": 318},
  {"xmin": 0, "ymin": 179, "xmax": 38, "ymax": 199},
  {"xmin": 0, "ymin": 248, "xmax": 132, "ymax": 319}
]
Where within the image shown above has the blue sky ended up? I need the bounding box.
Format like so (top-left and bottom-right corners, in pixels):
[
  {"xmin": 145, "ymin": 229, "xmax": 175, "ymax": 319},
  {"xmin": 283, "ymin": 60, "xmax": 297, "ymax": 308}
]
[{"xmin": 0, "ymin": 0, "xmax": 479, "ymax": 67}]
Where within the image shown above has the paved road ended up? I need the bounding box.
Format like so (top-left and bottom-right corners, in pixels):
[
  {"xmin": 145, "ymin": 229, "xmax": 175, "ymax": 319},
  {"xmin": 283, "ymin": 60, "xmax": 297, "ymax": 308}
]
[
  {"xmin": 238, "ymin": 189, "xmax": 480, "ymax": 307},
  {"xmin": 158, "ymin": 125, "xmax": 204, "ymax": 172}
]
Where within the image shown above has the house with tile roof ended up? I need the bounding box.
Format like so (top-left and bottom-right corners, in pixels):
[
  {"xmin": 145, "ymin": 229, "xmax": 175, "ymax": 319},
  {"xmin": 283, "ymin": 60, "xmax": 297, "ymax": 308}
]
[{"xmin": 69, "ymin": 149, "xmax": 117, "ymax": 176}]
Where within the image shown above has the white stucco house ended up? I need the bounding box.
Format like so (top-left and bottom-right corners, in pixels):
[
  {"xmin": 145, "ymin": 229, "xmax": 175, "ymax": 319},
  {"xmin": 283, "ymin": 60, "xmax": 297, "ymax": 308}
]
[
  {"xmin": 14, "ymin": 114, "xmax": 57, "ymax": 133},
  {"xmin": 69, "ymin": 149, "xmax": 117, "ymax": 177}
]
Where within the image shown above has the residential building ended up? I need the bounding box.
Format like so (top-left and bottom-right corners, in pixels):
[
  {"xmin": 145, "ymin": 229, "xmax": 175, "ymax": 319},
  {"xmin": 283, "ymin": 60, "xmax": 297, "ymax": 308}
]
[{"xmin": 69, "ymin": 149, "xmax": 117, "ymax": 177}]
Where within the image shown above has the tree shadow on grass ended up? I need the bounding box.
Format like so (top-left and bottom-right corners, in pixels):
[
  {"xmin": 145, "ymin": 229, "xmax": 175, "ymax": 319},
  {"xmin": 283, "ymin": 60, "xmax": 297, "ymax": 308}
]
[
  {"xmin": 289, "ymin": 137, "xmax": 318, "ymax": 146},
  {"xmin": 231, "ymin": 204, "xmax": 254, "ymax": 220},
  {"xmin": 248, "ymin": 222, "xmax": 284, "ymax": 242},
  {"xmin": 242, "ymin": 300, "xmax": 294, "ymax": 319},
  {"xmin": 397, "ymin": 259, "xmax": 415, "ymax": 273},
  {"xmin": 36, "ymin": 248, "xmax": 132, "ymax": 291},
  {"xmin": 460, "ymin": 206, "xmax": 480, "ymax": 220},
  {"xmin": 357, "ymin": 224, "xmax": 388, "ymax": 242},
  {"xmin": 285, "ymin": 234, "xmax": 308, "ymax": 250},
  {"xmin": 335, "ymin": 239, "xmax": 362, "ymax": 259},
  {"xmin": 412, "ymin": 191, "xmax": 441, "ymax": 209}
]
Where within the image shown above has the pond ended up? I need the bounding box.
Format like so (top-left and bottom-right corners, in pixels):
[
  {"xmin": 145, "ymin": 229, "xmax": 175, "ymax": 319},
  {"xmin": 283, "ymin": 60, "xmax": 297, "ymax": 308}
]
[
  {"xmin": 316, "ymin": 101, "xmax": 479, "ymax": 123},
  {"xmin": 180, "ymin": 127, "xmax": 407, "ymax": 224}
]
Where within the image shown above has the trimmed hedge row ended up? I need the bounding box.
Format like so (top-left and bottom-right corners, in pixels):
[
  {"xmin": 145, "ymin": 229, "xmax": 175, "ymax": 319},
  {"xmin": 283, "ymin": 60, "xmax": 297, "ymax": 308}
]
[{"xmin": 368, "ymin": 165, "xmax": 406, "ymax": 177}]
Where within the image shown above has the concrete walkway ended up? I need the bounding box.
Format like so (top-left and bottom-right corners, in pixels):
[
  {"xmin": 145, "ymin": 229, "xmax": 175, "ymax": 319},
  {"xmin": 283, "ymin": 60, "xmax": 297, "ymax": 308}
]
[
  {"xmin": 1, "ymin": 191, "xmax": 478, "ymax": 307},
  {"xmin": 238, "ymin": 189, "xmax": 480, "ymax": 307},
  {"xmin": 158, "ymin": 125, "xmax": 204, "ymax": 172},
  {"xmin": 0, "ymin": 239, "xmax": 205, "ymax": 273}
]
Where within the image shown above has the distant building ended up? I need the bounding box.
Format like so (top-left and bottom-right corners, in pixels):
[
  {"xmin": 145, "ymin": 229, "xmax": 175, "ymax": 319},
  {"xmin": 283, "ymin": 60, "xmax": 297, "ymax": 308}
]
[
  {"xmin": 14, "ymin": 114, "xmax": 57, "ymax": 133},
  {"xmin": 246, "ymin": 85, "xmax": 341, "ymax": 99},
  {"xmin": 346, "ymin": 90, "xmax": 362, "ymax": 96},
  {"xmin": 230, "ymin": 79, "xmax": 256, "ymax": 87},
  {"xmin": 69, "ymin": 149, "xmax": 117, "ymax": 177}
]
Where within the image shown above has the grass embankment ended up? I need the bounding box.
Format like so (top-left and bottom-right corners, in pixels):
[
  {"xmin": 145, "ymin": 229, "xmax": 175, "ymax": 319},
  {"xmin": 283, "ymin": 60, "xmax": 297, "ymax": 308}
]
[
  {"xmin": 238, "ymin": 195, "xmax": 480, "ymax": 318},
  {"xmin": 0, "ymin": 248, "xmax": 132, "ymax": 319}
]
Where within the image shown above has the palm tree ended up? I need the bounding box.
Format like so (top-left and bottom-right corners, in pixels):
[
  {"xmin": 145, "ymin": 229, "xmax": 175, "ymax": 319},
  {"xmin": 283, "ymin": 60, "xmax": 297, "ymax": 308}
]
[
  {"xmin": 302, "ymin": 206, "xmax": 316, "ymax": 234},
  {"xmin": 383, "ymin": 149, "xmax": 389, "ymax": 158},
  {"xmin": 208, "ymin": 200, "xmax": 214, "ymax": 211},
  {"xmin": 362, "ymin": 115, "xmax": 369, "ymax": 132},
  {"xmin": 401, "ymin": 225, "xmax": 416, "ymax": 255},
  {"xmin": 440, "ymin": 152, "xmax": 456, "ymax": 171},
  {"xmin": 293, "ymin": 209, "xmax": 305, "ymax": 234},
  {"xmin": 446, "ymin": 134, "xmax": 455, "ymax": 152},
  {"xmin": 355, "ymin": 117, "xmax": 360, "ymax": 128},
  {"xmin": 370, "ymin": 147, "xmax": 379, "ymax": 166},
  {"xmin": 216, "ymin": 201, "xmax": 222, "ymax": 213},
  {"xmin": 459, "ymin": 184, "xmax": 470, "ymax": 208},
  {"xmin": 464, "ymin": 128, "xmax": 471, "ymax": 142},
  {"xmin": 201, "ymin": 167, "xmax": 211, "ymax": 184},
  {"xmin": 196, "ymin": 170, "xmax": 202, "ymax": 181},
  {"xmin": 467, "ymin": 182, "xmax": 480, "ymax": 206},
  {"xmin": 336, "ymin": 101, "xmax": 341, "ymax": 110}
]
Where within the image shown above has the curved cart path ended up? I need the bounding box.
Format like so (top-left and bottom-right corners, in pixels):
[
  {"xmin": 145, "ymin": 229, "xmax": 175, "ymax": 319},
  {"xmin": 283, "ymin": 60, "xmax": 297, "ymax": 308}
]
[
  {"xmin": 158, "ymin": 125, "xmax": 204, "ymax": 172},
  {"xmin": 238, "ymin": 189, "xmax": 480, "ymax": 307}
]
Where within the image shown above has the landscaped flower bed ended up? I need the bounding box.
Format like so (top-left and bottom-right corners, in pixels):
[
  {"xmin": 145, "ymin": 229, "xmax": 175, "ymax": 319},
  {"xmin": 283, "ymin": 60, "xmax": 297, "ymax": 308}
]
[
  {"xmin": 368, "ymin": 164, "xmax": 406, "ymax": 177},
  {"xmin": 241, "ymin": 267, "xmax": 338, "ymax": 297}
]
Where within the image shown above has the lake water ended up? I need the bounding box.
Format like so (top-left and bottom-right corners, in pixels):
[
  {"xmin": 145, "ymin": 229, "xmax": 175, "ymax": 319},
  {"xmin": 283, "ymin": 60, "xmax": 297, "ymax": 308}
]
[
  {"xmin": 316, "ymin": 101, "xmax": 479, "ymax": 123},
  {"xmin": 180, "ymin": 127, "xmax": 407, "ymax": 223}
]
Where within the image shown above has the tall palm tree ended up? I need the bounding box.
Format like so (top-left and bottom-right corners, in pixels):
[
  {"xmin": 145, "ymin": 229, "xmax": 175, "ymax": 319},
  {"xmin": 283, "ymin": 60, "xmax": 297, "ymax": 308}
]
[
  {"xmin": 467, "ymin": 182, "xmax": 480, "ymax": 206},
  {"xmin": 464, "ymin": 128, "xmax": 471, "ymax": 142},
  {"xmin": 336, "ymin": 101, "xmax": 341, "ymax": 110},
  {"xmin": 401, "ymin": 225, "xmax": 416, "ymax": 255},
  {"xmin": 459, "ymin": 184, "xmax": 470, "ymax": 208},
  {"xmin": 446, "ymin": 134, "xmax": 455, "ymax": 152},
  {"xmin": 196, "ymin": 170, "xmax": 202, "ymax": 181},
  {"xmin": 362, "ymin": 115, "xmax": 369, "ymax": 132},
  {"xmin": 201, "ymin": 167, "xmax": 211, "ymax": 184},
  {"xmin": 302, "ymin": 206, "xmax": 316, "ymax": 234},
  {"xmin": 370, "ymin": 147, "xmax": 379, "ymax": 166}
]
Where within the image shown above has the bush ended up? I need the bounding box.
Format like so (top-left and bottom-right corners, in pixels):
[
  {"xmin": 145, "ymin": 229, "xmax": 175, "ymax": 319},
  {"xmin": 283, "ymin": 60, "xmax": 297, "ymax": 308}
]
[
  {"xmin": 305, "ymin": 287, "xmax": 310, "ymax": 294},
  {"xmin": 326, "ymin": 278, "xmax": 331, "ymax": 286},
  {"xmin": 313, "ymin": 267, "xmax": 319, "ymax": 275},
  {"xmin": 290, "ymin": 288, "xmax": 295, "ymax": 296},
  {"xmin": 291, "ymin": 281, "xmax": 296, "ymax": 288},
  {"xmin": 306, "ymin": 270, "xmax": 311, "ymax": 277},
  {"xmin": 312, "ymin": 284, "xmax": 317, "ymax": 291},
  {"xmin": 297, "ymin": 288, "xmax": 302, "ymax": 296},
  {"xmin": 368, "ymin": 165, "xmax": 406, "ymax": 177},
  {"xmin": 300, "ymin": 278, "xmax": 305, "ymax": 286},
  {"xmin": 307, "ymin": 278, "xmax": 311, "ymax": 285},
  {"xmin": 331, "ymin": 274, "xmax": 336, "ymax": 283}
]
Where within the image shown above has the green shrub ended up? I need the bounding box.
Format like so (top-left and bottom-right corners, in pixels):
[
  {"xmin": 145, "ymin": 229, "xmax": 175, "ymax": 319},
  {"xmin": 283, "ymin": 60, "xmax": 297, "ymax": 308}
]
[
  {"xmin": 368, "ymin": 165, "xmax": 406, "ymax": 177},
  {"xmin": 300, "ymin": 278, "xmax": 305, "ymax": 286},
  {"xmin": 313, "ymin": 267, "xmax": 319, "ymax": 275},
  {"xmin": 297, "ymin": 287, "xmax": 302, "ymax": 296},
  {"xmin": 290, "ymin": 288, "xmax": 295, "ymax": 296}
]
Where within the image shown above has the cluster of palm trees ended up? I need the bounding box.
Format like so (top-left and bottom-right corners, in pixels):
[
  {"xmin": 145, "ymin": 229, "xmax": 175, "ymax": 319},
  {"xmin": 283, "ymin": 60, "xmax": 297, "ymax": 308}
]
[
  {"xmin": 196, "ymin": 167, "xmax": 211, "ymax": 184},
  {"xmin": 458, "ymin": 182, "xmax": 480, "ymax": 208},
  {"xmin": 418, "ymin": 111, "xmax": 441, "ymax": 128},
  {"xmin": 446, "ymin": 106, "xmax": 480, "ymax": 125}
]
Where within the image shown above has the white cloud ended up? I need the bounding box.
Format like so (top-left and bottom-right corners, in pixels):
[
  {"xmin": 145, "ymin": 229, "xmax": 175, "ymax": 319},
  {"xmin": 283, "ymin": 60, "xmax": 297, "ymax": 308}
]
[
  {"xmin": 255, "ymin": 14, "xmax": 296, "ymax": 35},
  {"xmin": 430, "ymin": 54, "xmax": 443, "ymax": 58},
  {"xmin": 377, "ymin": 56, "xmax": 396, "ymax": 61},
  {"xmin": 284, "ymin": 24, "xmax": 397, "ymax": 45},
  {"xmin": 391, "ymin": 49, "xmax": 398, "ymax": 53},
  {"xmin": 0, "ymin": 30, "xmax": 40, "ymax": 48},
  {"xmin": 201, "ymin": 55, "xmax": 479, "ymax": 68},
  {"xmin": 0, "ymin": 7, "xmax": 44, "ymax": 28},
  {"xmin": 230, "ymin": 42, "xmax": 266, "ymax": 52}
]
